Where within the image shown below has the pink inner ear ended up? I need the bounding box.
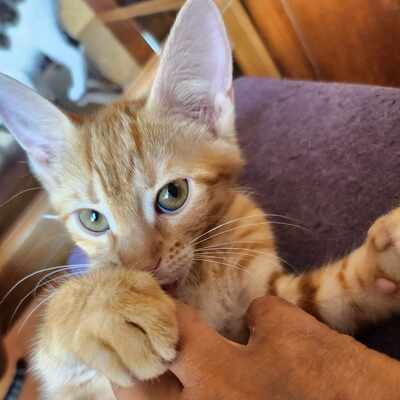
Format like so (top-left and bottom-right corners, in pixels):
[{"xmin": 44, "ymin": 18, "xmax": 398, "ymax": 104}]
[
  {"xmin": 0, "ymin": 73, "xmax": 71, "ymax": 166},
  {"xmin": 147, "ymin": 0, "xmax": 232, "ymax": 123}
]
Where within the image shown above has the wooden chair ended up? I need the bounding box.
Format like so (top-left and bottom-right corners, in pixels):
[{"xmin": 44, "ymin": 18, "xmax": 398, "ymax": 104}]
[{"xmin": 63, "ymin": 0, "xmax": 281, "ymax": 99}]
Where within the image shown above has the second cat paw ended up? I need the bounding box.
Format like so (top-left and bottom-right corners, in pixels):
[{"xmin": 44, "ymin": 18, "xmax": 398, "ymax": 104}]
[
  {"xmin": 40, "ymin": 267, "xmax": 179, "ymax": 387},
  {"xmin": 368, "ymin": 208, "xmax": 400, "ymax": 291}
]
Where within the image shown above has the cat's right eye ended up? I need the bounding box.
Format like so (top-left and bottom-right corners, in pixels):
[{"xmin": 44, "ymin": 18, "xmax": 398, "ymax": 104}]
[{"xmin": 78, "ymin": 209, "xmax": 110, "ymax": 234}]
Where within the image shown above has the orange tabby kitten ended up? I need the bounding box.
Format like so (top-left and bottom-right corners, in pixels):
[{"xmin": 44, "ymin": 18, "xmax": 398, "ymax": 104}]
[{"xmin": 1, "ymin": 0, "xmax": 400, "ymax": 398}]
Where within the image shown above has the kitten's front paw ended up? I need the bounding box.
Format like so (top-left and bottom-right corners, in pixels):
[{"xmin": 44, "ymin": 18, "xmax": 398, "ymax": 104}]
[
  {"xmin": 368, "ymin": 208, "xmax": 400, "ymax": 293},
  {"xmin": 43, "ymin": 268, "xmax": 178, "ymax": 387}
]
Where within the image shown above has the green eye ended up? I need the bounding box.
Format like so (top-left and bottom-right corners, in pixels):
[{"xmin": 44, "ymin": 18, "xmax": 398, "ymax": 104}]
[
  {"xmin": 78, "ymin": 209, "xmax": 109, "ymax": 233},
  {"xmin": 156, "ymin": 179, "xmax": 189, "ymax": 213}
]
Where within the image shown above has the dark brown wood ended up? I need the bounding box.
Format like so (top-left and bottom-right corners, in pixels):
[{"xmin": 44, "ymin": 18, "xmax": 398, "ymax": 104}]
[
  {"xmin": 0, "ymin": 151, "xmax": 38, "ymax": 239},
  {"xmin": 0, "ymin": 193, "xmax": 72, "ymax": 335},
  {"xmin": 134, "ymin": 10, "xmax": 176, "ymax": 43}
]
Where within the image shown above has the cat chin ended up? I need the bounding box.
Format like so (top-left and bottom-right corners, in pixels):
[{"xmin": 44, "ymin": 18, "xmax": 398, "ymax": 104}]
[
  {"xmin": 156, "ymin": 270, "xmax": 186, "ymax": 287},
  {"xmin": 161, "ymin": 281, "xmax": 180, "ymax": 298}
]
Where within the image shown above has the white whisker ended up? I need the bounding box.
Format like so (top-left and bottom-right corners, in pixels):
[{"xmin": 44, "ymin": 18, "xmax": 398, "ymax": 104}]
[
  {"xmin": 193, "ymin": 220, "xmax": 312, "ymax": 248},
  {"xmin": 193, "ymin": 221, "xmax": 269, "ymax": 246},
  {"xmin": 199, "ymin": 240, "xmax": 267, "ymax": 247},
  {"xmin": 193, "ymin": 257, "xmax": 251, "ymax": 275},
  {"xmin": 0, "ymin": 264, "xmax": 89, "ymax": 305},
  {"xmin": 197, "ymin": 246, "xmax": 271, "ymax": 255},
  {"xmin": 269, "ymin": 220, "xmax": 313, "ymax": 233},
  {"xmin": 34, "ymin": 265, "xmax": 87, "ymax": 296},
  {"xmin": 194, "ymin": 251, "xmax": 267, "ymax": 267},
  {"xmin": 221, "ymin": 0, "xmax": 234, "ymax": 14},
  {"xmin": 275, "ymin": 255, "xmax": 299, "ymax": 274},
  {"xmin": 0, "ymin": 187, "xmax": 42, "ymax": 209},
  {"xmin": 190, "ymin": 215, "xmax": 266, "ymax": 245},
  {"xmin": 190, "ymin": 213, "xmax": 309, "ymax": 247},
  {"xmin": 195, "ymin": 247, "xmax": 299, "ymax": 273},
  {"xmin": 9, "ymin": 271, "xmax": 77, "ymax": 327},
  {"xmin": 17, "ymin": 291, "xmax": 57, "ymax": 335}
]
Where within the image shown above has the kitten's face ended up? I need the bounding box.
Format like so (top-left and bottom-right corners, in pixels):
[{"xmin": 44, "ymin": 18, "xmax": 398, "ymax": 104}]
[
  {"xmin": 0, "ymin": 0, "xmax": 239, "ymax": 287},
  {"xmin": 50, "ymin": 102, "xmax": 242, "ymax": 286}
]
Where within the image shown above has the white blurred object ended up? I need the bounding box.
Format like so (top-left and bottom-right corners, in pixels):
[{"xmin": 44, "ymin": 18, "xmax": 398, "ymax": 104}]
[{"xmin": 0, "ymin": 0, "xmax": 87, "ymax": 101}]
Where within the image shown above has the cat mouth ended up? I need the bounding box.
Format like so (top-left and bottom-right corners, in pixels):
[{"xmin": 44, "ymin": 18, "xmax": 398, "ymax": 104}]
[
  {"xmin": 161, "ymin": 281, "xmax": 180, "ymax": 297},
  {"xmin": 154, "ymin": 259, "xmax": 189, "ymax": 289},
  {"xmin": 155, "ymin": 255, "xmax": 193, "ymax": 296}
]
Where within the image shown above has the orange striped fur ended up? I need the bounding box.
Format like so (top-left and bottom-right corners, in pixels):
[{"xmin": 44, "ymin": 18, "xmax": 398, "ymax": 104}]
[{"xmin": 2, "ymin": 0, "xmax": 400, "ymax": 398}]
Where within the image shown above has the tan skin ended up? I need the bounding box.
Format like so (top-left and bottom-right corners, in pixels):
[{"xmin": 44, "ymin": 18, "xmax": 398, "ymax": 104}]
[{"xmin": 113, "ymin": 296, "xmax": 400, "ymax": 400}]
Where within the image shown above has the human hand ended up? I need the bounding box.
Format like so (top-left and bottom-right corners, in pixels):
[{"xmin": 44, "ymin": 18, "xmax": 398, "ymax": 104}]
[
  {"xmin": 0, "ymin": 338, "xmax": 6, "ymax": 377},
  {"xmin": 114, "ymin": 296, "xmax": 400, "ymax": 400}
]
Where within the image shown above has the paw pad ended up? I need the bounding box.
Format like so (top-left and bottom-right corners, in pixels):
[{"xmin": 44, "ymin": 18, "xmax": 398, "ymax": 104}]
[{"xmin": 375, "ymin": 278, "xmax": 398, "ymax": 295}]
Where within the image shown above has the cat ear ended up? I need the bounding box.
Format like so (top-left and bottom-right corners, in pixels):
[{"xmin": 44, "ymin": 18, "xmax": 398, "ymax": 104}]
[
  {"xmin": 0, "ymin": 73, "xmax": 73, "ymax": 179},
  {"xmin": 147, "ymin": 0, "xmax": 233, "ymax": 132}
]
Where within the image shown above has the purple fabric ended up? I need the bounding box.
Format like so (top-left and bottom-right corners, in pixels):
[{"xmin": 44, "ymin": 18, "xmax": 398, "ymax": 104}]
[
  {"xmin": 234, "ymin": 77, "xmax": 400, "ymax": 358},
  {"xmin": 68, "ymin": 246, "xmax": 88, "ymax": 273}
]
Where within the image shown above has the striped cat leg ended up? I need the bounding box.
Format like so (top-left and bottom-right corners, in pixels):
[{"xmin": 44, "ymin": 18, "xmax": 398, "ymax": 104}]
[{"xmin": 268, "ymin": 208, "xmax": 400, "ymax": 333}]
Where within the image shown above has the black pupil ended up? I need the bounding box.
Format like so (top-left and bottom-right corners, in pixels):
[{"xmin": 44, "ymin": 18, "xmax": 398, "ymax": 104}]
[
  {"xmin": 168, "ymin": 183, "xmax": 179, "ymax": 198},
  {"xmin": 90, "ymin": 211, "xmax": 99, "ymax": 223}
]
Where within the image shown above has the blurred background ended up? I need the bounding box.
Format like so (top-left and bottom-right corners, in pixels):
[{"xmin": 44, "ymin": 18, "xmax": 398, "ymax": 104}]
[{"xmin": 1, "ymin": 0, "xmax": 400, "ymax": 398}]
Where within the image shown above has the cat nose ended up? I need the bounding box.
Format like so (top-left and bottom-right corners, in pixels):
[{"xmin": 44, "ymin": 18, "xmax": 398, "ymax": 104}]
[
  {"xmin": 119, "ymin": 249, "xmax": 161, "ymax": 271},
  {"xmin": 119, "ymin": 250, "xmax": 136, "ymax": 267},
  {"xmin": 118, "ymin": 238, "xmax": 162, "ymax": 268}
]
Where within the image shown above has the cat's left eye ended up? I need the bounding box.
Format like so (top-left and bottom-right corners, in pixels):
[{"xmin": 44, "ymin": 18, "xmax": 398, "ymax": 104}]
[
  {"xmin": 156, "ymin": 179, "xmax": 189, "ymax": 214},
  {"xmin": 78, "ymin": 209, "xmax": 110, "ymax": 234}
]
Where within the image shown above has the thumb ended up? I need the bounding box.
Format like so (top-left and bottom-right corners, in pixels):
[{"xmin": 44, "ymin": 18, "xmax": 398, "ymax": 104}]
[
  {"xmin": 170, "ymin": 303, "xmax": 241, "ymax": 387},
  {"xmin": 0, "ymin": 339, "xmax": 6, "ymax": 378},
  {"xmin": 246, "ymin": 296, "xmax": 296, "ymax": 346}
]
